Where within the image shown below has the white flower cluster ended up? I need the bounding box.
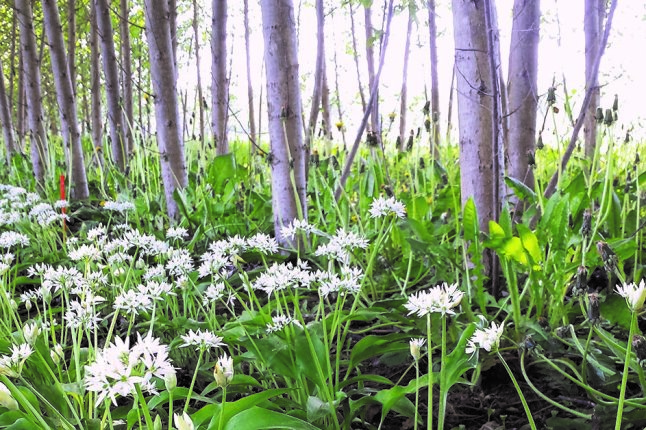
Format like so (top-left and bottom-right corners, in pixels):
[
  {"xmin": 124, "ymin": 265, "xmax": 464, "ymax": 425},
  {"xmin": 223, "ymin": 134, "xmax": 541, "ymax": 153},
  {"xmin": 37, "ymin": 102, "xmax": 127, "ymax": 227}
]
[
  {"xmin": 617, "ymin": 279, "xmax": 646, "ymax": 312},
  {"xmin": 180, "ymin": 329, "xmax": 225, "ymax": 351},
  {"xmin": 314, "ymin": 228, "xmax": 369, "ymax": 264},
  {"xmin": 465, "ymin": 318, "xmax": 505, "ymax": 356},
  {"xmin": 369, "ymin": 196, "xmax": 406, "ymax": 219},
  {"xmin": 84, "ymin": 334, "xmax": 175, "ymax": 406},
  {"xmin": 266, "ymin": 315, "xmax": 303, "ymax": 333},
  {"xmin": 103, "ymin": 200, "xmax": 136, "ymax": 213},
  {"xmin": 280, "ymin": 219, "xmax": 317, "ymax": 241},
  {"xmin": 0, "ymin": 231, "xmax": 29, "ymax": 248},
  {"xmin": 0, "ymin": 344, "xmax": 33, "ymax": 377},
  {"xmin": 253, "ymin": 260, "xmax": 313, "ymax": 296},
  {"xmin": 404, "ymin": 282, "xmax": 464, "ymax": 317}
]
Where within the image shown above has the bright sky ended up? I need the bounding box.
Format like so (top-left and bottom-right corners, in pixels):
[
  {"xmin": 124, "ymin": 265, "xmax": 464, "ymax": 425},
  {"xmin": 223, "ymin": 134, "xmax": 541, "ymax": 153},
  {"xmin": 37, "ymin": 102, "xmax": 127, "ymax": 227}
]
[{"xmin": 178, "ymin": 1, "xmax": 646, "ymax": 143}]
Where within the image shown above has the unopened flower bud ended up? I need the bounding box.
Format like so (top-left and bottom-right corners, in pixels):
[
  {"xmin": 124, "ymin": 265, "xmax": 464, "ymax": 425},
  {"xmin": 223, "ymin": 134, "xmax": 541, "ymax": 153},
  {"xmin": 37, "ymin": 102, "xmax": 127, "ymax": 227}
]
[
  {"xmin": 409, "ymin": 338, "xmax": 425, "ymax": 362},
  {"xmin": 581, "ymin": 209, "xmax": 592, "ymax": 239},
  {"xmin": 604, "ymin": 108, "xmax": 614, "ymax": 126},
  {"xmin": 164, "ymin": 369, "xmax": 177, "ymax": 391},
  {"xmin": 596, "ymin": 241, "xmax": 617, "ymax": 274},
  {"xmin": 214, "ymin": 354, "xmax": 234, "ymax": 388},
  {"xmin": 173, "ymin": 412, "xmax": 195, "ymax": 430},
  {"xmin": 22, "ymin": 323, "xmax": 40, "ymax": 345},
  {"xmin": 0, "ymin": 383, "xmax": 18, "ymax": 410},
  {"xmin": 51, "ymin": 344, "xmax": 64, "ymax": 365},
  {"xmin": 586, "ymin": 293, "xmax": 600, "ymax": 323}
]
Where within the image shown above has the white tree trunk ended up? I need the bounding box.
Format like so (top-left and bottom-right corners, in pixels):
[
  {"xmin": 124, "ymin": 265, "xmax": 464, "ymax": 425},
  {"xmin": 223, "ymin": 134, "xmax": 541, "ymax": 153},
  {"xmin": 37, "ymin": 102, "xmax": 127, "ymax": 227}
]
[
  {"xmin": 583, "ymin": 0, "xmax": 604, "ymax": 158},
  {"xmin": 144, "ymin": 0, "xmax": 188, "ymax": 219},
  {"xmin": 211, "ymin": 0, "xmax": 229, "ymax": 154},
  {"xmin": 41, "ymin": 0, "xmax": 89, "ymax": 199},
  {"xmin": 95, "ymin": 0, "xmax": 127, "ymax": 171},
  {"xmin": 0, "ymin": 56, "xmax": 15, "ymax": 164},
  {"xmin": 15, "ymin": 0, "xmax": 49, "ymax": 188},
  {"xmin": 260, "ymin": 0, "xmax": 307, "ymax": 247}
]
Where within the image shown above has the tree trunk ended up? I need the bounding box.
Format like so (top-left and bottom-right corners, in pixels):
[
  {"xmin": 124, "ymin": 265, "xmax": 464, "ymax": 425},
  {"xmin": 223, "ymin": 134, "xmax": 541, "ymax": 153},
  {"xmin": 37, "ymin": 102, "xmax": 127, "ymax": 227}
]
[
  {"xmin": 15, "ymin": 0, "xmax": 48, "ymax": 188},
  {"xmin": 398, "ymin": 7, "xmax": 413, "ymax": 151},
  {"xmin": 349, "ymin": 3, "xmax": 366, "ymax": 112},
  {"xmin": 583, "ymin": 0, "xmax": 604, "ymax": 158},
  {"xmin": 243, "ymin": 0, "xmax": 257, "ymax": 149},
  {"xmin": 320, "ymin": 62, "xmax": 332, "ymax": 140},
  {"xmin": 120, "ymin": 0, "xmax": 134, "ymax": 155},
  {"xmin": 452, "ymin": 0, "xmax": 505, "ymax": 287},
  {"xmin": 41, "ymin": 0, "xmax": 89, "ymax": 200},
  {"xmin": 192, "ymin": 0, "xmax": 205, "ymax": 145},
  {"xmin": 67, "ymin": 0, "xmax": 76, "ymax": 92},
  {"xmin": 364, "ymin": 5, "xmax": 380, "ymax": 141},
  {"xmin": 260, "ymin": 0, "xmax": 307, "ymax": 247},
  {"xmin": 89, "ymin": 0, "xmax": 103, "ymax": 163},
  {"xmin": 211, "ymin": 0, "xmax": 229, "ymax": 154},
  {"xmin": 428, "ymin": 0, "xmax": 440, "ymax": 154},
  {"xmin": 95, "ymin": 0, "xmax": 126, "ymax": 171},
  {"xmin": 0, "ymin": 57, "xmax": 16, "ymax": 164},
  {"xmin": 16, "ymin": 51, "xmax": 26, "ymax": 147},
  {"xmin": 507, "ymin": 0, "xmax": 540, "ymax": 192},
  {"xmin": 144, "ymin": 0, "xmax": 188, "ymax": 219},
  {"xmin": 168, "ymin": 0, "xmax": 178, "ymax": 66},
  {"xmin": 305, "ymin": 0, "xmax": 325, "ymax": 157}
]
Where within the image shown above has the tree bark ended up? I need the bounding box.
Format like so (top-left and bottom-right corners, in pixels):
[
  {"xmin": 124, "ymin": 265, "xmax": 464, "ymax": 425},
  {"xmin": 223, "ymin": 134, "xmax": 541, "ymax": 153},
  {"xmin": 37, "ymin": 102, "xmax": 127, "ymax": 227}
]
[
  {"xmin": 452, "ymin": 0, "xmax": 504, "ymax": 229},
  {"xmin": 144, "ymin": 0, "xmax": 188, "ymax": 219},
  {"xmin": 89, "ymin": 0, "xmax": 103, "ymax": 163},
  {"xmin": 192, "ymin": 0, "xmax": 205, "ymax": 145},
  {"xmin": 211, "ymin": 0, "xmax": 229, "ymax": 154},
  {"xmin": 15, "ymin": 0, "xmax": 49, "ymax": 188},
  {"xmin": 243, "ymin": 0, "xmax": 257, "ymax": 149},
  {"xmin": 305, "ymin": 0, "xmax": 325, "ymax": 157},
  {"xmin": 583, "ymin": 0, "xmax": 604, "ymax": 158},
  {"xmin": 0, "ymin": 56, "xmax": 16, "ymax": 164},
  {"xmin": 428, "ymin": 0, "xmax": 440, "ymax": 154},
  {"xmin": 95, "ymin": 0, "xmax": 126, "ymax": 171},
  {"xmin": 364, "ymin": 5, "xmax": 380, "ymax": 142},
  {"xmin": 506, "ymin": 0, "xmax": 540, "ymax": 192},
  {"xmin": 349, "ymin": 3, "xmax": 366, "ymax": 112},
  {"xmin": 41, "ymin": 0, "xmax": 89, "ymax": 200},
  {"xmin": 398, "ymin": 6, "xmax": 414, "ymax": 151},
  {"xmin": 260, "ymin": 0, "xmax": 307, "ymax": 247},
  {"xmin": 120, "ymin": 0, "xmax": 134, "ymax": 155},
  {"xmin": 67, "ymin": 0, "xmax": 76, "ymax": 92}
]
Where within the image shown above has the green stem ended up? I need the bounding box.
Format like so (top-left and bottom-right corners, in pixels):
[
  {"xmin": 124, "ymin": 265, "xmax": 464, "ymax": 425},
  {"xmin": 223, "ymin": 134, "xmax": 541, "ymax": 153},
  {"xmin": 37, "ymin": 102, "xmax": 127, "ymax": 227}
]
[
  {"xmin": 616, "ymin": 311, "xmax": 637, "ymax": 430},
  {"xmin": 218, "ymin": 386, "xmax": 227, "ymax": 430},
  {"xmin": 426, "ymin": 314, "xmax": 433, "ymax": 430},
  {"xmin": 497, "ymin": 351, "xmax": 537, "ymax": 430},
  {"xmin": 135, "ymin": 384, "xmax": 154, "ymax": 430},
  {"xmin": 183, "ymin": 349, "xmax": 204, "ymax": 413},
  {"xmin": 414, "ymin": 361, "xmax": 420, "ymax": 430},
  {"xmin": 438, "ymin": 316, "xmax": 447, "ymax": 429}
]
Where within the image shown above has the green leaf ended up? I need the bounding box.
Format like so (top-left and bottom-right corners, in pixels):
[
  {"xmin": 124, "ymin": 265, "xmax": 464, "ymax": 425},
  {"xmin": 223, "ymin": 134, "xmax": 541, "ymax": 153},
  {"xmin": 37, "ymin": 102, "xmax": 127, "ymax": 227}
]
[
  {"xmin": 348, "ymin": 334, "xmax": 410, "ymax": 371},
  {"xmin": 517, "ymin": 224, "xmax": 543, "ymax": 268},
  {"xmin": 462, "ymin": 198, "xmax": 479, "ymax": 243},
  {"xmin": 306, "ymin": 395, "xmax": 331, "ymax": 423},
  {"xmin": 484, "ymin": 221, "xmax": 506, "ymax": 250},
  {"xmin": 504, "ymin": 176, "xmax": 536, "ymax": 202},
  {"xmin": 222, "ymin": 406, "xmax": 320, "ymax": 430},
  {"xmin": 193, "ymin": 389, "xmax": 291, "ymax": 427},
  {"xmin": 208, "ymin": 153, "xmax": 237, "ymax": 193}
]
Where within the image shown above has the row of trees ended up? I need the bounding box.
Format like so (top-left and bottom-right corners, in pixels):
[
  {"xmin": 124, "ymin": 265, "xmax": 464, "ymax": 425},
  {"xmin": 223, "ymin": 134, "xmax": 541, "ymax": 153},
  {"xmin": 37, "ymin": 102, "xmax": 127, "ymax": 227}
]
[{"xmin": 0, "ymin": 0, "xmax": 616, "ymax": 251}]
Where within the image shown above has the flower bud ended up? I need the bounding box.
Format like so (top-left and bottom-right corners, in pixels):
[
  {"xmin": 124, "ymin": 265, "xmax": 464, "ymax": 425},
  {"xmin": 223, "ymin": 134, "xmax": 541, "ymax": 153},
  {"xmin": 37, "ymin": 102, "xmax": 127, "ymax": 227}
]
[
  {"xmin": 22, "ymin": 323, "xmax": 40, "ymax": 345},
  {"xmin": 214, "ymin": 354, "xmax": 234, "ymax": 388},
  {"xmin": 409, "ymin": 338, "xmax": 425, "ymax": 362},
  {"xmin": 164, "ymin": 369, "xmax": 177, "ymax": 391},
  {"xmin": 0, "ymin": 383, "xmax": 18, "ymax": 410},
  {"xmin": 173, "ymin": 412, "xmax": 195, "ymax": 430}
]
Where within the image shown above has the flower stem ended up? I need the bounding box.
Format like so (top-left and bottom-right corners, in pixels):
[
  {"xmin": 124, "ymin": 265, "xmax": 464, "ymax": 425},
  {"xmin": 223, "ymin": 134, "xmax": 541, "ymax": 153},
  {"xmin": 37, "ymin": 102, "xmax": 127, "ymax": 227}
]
[
  {"xmin": 218, "ymin": 386, "xmax": 227, "ymax": 430},
  {"xmin": 438, "ymin": 316, "xmax": 447, "ymax": 429},
  {"xmin": 497, "ymin": 351, "xmax": 536, "ymax": 430},
  {"xmin": 426, "ymin": 314, "xmax": 433, "ymax": 430},
  {"xmin": 616, "ymin": 311, "xmax": 637, "ymax": 430},
  {"xmin": 184, "ymin": 349, "xmax": 204, "ymax": 412}
]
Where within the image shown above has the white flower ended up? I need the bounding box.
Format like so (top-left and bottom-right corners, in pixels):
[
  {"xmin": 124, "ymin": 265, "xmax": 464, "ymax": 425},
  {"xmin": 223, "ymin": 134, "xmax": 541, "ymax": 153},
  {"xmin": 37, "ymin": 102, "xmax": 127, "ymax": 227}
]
[
  {"xmin": 0, "ymin": 343, "xmax": 33, "ymax": 377},
  {"xmin": 0, "ymin": 231, "xmax": 29, "ymax": 248},
  {"xmin": 266, "ymin": 315, "xmax": 303, "ymax": 333},
  {"xmin": 113, "ymin": 290, "xmax": 153, "ymax": 316},
  {"xmin": 180, "ymin": 329, "xmax": 225, "ymax": 351},
  {"xmin": 315, "ymin": 229, "xmax": 369, "ymax": 263},
  {"xmin": 280, "ymin": 219, "xmax": 316, "ymax": 240},
  {"xmin": 203, "ymin": 283, "xmax": 226, "ymax": 306},
  {"xmin": 616, "ymin": 279, "xmax": 646, "ymax": 312},
  {"xmin": 0, "ymin": 382, "xmax": 18, "ymax": 410},
  {"xmin": 247, "ymin": 233, "xmax": 279, "ymax": 255},
  {"xmin": 165, "ymin": 249, "xmax": 194, "ymax": 277},
  {"xmin": 213, "ymin": 353, "xmax": 234, "ymax": 388},
  {"xmin": 103, "ymin": 200, "xmax": 136, "ymax": 213},
  {"xmin": 22, "ymin": 323, "xmax": 40, "ymax": 345},
  {"xmin": 369, "ymin": 196, "xmax": 407, "ymax": 219},
  {"xmin": 410, "ymin": 338, "xmax": 426, "ymax": 361},
  {"xmin": 54, "ymin": 200, "xmax": 68, "ymax": 209},
  {"xmin": 465, "ymin": 321, "xmax": 505, "ymax": 356},
  {"xmin": 404, "ymin": 282, "xmax": 464, "ymax": 317},
  {"xmin": 68, "ymin": 244, "xmax": 102, "ymax": 262},
  {"xmin": 174, "ymin": 411, "xmax": 195, "ymax": 430},
  {"xmin": 167, "ymin": 227, "xmax": 189, "ymax": 241}
]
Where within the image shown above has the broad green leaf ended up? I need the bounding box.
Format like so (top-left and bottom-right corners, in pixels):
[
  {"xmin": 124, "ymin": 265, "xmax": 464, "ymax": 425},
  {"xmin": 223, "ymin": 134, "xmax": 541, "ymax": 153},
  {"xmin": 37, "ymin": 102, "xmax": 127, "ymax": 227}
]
[
  {"xmin": 504, "ymin": 176, "xmax": 536, "ymax": 202},
  {"xmin": 0, "ymin": 411, "xmax": 28, "ymax": 426},
  {"xmin": 484, "ymin": 221, "xmax": 506, "ymax": 250},
  {"xmin": 462, "ymin": 198, "xmax": 479, "ymax": 243},
  {"xmin": 193, "ymin": 389, "xmax": 291, "ymax": 427},
  {"xmin": 517, "ymin": 224, "xmax": 543, "ymax": 267},
  {"xmin": 5, "ymin": 418, "xmax": 36, "ymax": 430},
  {"xmin": 208, "ymin": 153, "xmax": 237, "ymax": 193},
  {"xmin": 222, "ymin": 406, "xmax": 320, "ymax": 430},
  {"xmin": 306, "ymin": 395, "xmax": 331, "ymax": 423},
  {"xmin": 349, "ymin": 334, "xmax": 410, "ymax": 371}
]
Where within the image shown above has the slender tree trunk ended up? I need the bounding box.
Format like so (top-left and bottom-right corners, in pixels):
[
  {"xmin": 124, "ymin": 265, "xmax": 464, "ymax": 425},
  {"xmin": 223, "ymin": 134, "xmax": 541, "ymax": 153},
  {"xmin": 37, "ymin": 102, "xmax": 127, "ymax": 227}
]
[
  {"xmin": 192, "ymin": 0, "xmax": 205, "ymax": 145},
  {"xmin": 428, "ymin": 0, "xmax": 440, "ymax": 154},
  {"xmin": 67, "ymin": 0, "xmax": 76, "ymax": 92},
  {"xmin": 211, "ymin": 0, "xmax": 229, "ymax": 154},
  {"xmin": 15, "ymin": 0, "xmax": 48, "ymax": 188},
  {"xmin": 452, "ymin": 0, "xmax": 505, "ymax": 287},
  {"xmin": 0, "ymin": 57, "xmax": 16, "ymax": 164},
  {"xmin": 144, "ymin": 0, "xmax": 188, "ymax": 219},
  {"xmin": 398, "ymin": 7, "xmax": 413, "ymax": 151},
  {"xmin": 583, "ymin": 0, "xmax": 604, "ymax": 158},
  {"xmin": 507, "ymin": 0, "xmax": 540, "ymax": 192},
  {"xmin": 349, "ymin": 3, "xmax": 366, "ymax": 112},
  {"xmin": 95, "ymin": 0, "xmax": 126, "ymax": 171},
  {"xmin": 41, "ymin": 0, "xmax": 89, "ymax": 199},
  {"xmin": 331, "ymin": 25, "xmax": 347, "ymax": 149},
  {"xmin": 260, "ymin": 0, "xmax": 307, "ymax": 247},
  {"xmin": 120, "ymin": 0, "xmax": 134, "ymax": 155},
  {"xmin": 364, "ymin": 5, "xmax": 380, "ymax": 141},
  {"xmin": 9, "ymin": 11, "xmax": 17, "ymax": 114},
  {"xmin": 305, "ymin": 0, "xmax": 325, "ymax": 156},
  {"xmin": 16, "ymin": 51, "xmax": 26, "ymax": 147},
  {"xmin": 168, "ymin": 0, "xmax": 178, "ymax": 66},
  {"xmin": 89, "ymin": 0, "xmax": 103, "ymax": 163},
  {"xmin": 320, "ymin": 62, "xmax": 332, "ymax": 140},
  {"xmin": 243, "ymin": 0, "xmax": 257, "ymax": 149}
]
